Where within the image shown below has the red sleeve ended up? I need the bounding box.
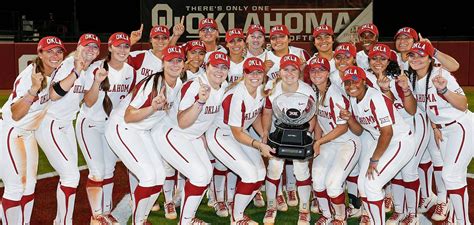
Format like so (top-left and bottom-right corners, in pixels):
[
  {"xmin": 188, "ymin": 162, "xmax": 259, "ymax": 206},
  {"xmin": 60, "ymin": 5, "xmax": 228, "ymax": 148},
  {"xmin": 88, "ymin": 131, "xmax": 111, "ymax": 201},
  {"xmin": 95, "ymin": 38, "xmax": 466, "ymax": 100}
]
[
  {"xmin": 127, "ymin": 52, "xmax": 146, "ymax": 71},
  {"xmin": 265, "ymin": 96, "xmax": 272, "ymax": 109},
  {"xmin": 222, "ymin": 94, "xmax": 233, "ymax": 125}
]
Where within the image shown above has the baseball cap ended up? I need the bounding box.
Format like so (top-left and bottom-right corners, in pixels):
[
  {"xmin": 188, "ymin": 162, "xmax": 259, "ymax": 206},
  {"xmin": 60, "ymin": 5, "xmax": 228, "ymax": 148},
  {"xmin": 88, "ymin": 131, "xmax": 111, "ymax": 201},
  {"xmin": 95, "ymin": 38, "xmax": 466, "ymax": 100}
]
[
  {"xmin": 247, "ymin": 24, "xmax": 265, "ymax": 36},
  {"xmin": 78, "ymin": 33, "xmax": 101, "ymax": 47},
  {"xmin": 162, "ymin": 46, "xmax": 185, "ymax": 61},
  {"xmin": 409, "ymin": 41, "xmax": 434, "ymax": 57},
  {"xmin": 150, "ymin": 25, "xmax": 170, "ymax": 38},
  {"xmin": 108, "ymin": 32, "xmax": 130, "ymax": 47},
  {"xmin": 199, "ymin": 18, "xmax": 217, "ymax": 30},
  {"xmin": 357, "ymin": 23, "xmax": 379, "ymax": 36},
  {"xmin": 243, "ymin": 57, "xmax": 265, "ymax": 74},
  {"xmin": 368, "ymin": 43, "xmax": 391, "ymax": 59},
  {"xmin": 225, "ymin": 28, "xmax": 244, "ymax": 43},
  {"xmin": 185, "ymin": 40, "xmax": 205, "ymax": 53},
  {"xmin": 334, "ymin": 43, "xmax": 357, "ymax": 58},
  {"xmin": 308, "ymin": 57, "xmax": 330, "ymax": 71},
  {"xmin": 270, "ymin": 25, "xmax": 290, "ymax": 38},
  {"xmin": 342, "ymin": 66, "xmax": 366, "ymax": 82},
  {"xmin": 313, "ymin": 25, "xmax": 334, "ymax": 37},
  {"xmin": 37, "ymin": 36, "xmax": 65, "ymax": 52},
  {"xmin": 208, "ymin": 51, "xmax": 230, "ymax": 68},
  {"xmin": 394, "ymin": 27, "xmax": 418, "ymax": 41},
  {"xmin": 280, "ymin": 54, "xmax": 301, "ymax": 70}
]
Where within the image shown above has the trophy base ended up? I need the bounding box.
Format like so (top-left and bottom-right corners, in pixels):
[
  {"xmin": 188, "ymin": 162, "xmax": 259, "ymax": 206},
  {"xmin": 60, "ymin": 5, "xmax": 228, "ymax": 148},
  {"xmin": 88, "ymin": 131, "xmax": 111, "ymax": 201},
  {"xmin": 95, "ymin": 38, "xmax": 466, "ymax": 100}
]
[{"xmin": 268, "ymin": 122, "xmax": 314, "ymax": 160}]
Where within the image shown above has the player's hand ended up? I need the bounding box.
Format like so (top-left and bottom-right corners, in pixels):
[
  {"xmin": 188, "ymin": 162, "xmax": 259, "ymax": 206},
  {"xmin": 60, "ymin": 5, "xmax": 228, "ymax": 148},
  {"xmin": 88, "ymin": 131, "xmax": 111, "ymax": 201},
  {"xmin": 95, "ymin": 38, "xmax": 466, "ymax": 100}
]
[
  {"xmin": 74, "ymin": 45, "xmax": 86, "ymax": 73},
  {"xmin": 432, "ymin": 69, "xmax": 447, "ymax": 92},
  {"xmin": 260, "ymin": 133, "xmax": 268, "ymax": 144},
  {"xmin": 258, "ymin": 143, "xmax": 275, "ymax": 158},
  {"xmin": 377, "ymin": 75, "xmax": 391, "ymax": 92},
  {"xmin": 152, "ymin": 85, "xmax": 168, "ymax": 111},
  {"xmin": 94, "ymin": 62, "xmax": 108, "ymax": 83},
  {"xmin": 395, "ymin": 70, "xmax": 410, "ymax": 91},
  {"xmin": 264, "ymin": 52, "xmax": 274, "ymax": 73},
  {"xmin": 336, "ymin": 103, "xmax": 351, "ymax": 121},
  {"xmin": 31, "ymin": 63, "xmax": 43, "ymax": 92},
  {"xmin": 418, "ymin": 33, "xmax": 431, "ymax": 45},
  {"xmin": 433, "ymin": 128, "xmax": 443, "ymax": 149},
  {"xmin": 130, "ymin": 24, "xmax": 143, "ymax": 46},
  {"xmin": 197, "ymin": 77, "xmax": 211, "ymax": 103},
  {"xmin": 313, "ymin": 141, "xmax": 321, "ymax": 158},
  {"xmin": 173, "ymin": 16, "xmax": 185, "ymax": 37},
  {"xmin": 366, "ymin": 160, "xmax": 379, "ymax": 180}
]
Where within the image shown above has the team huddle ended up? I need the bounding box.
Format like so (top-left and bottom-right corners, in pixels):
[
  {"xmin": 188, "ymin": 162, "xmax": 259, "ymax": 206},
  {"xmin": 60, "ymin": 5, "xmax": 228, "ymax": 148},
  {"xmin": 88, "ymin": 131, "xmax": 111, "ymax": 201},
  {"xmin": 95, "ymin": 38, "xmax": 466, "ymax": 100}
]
[{"xmin": 0, "ymin": 17, "xmax": 473, "ymax": 225}]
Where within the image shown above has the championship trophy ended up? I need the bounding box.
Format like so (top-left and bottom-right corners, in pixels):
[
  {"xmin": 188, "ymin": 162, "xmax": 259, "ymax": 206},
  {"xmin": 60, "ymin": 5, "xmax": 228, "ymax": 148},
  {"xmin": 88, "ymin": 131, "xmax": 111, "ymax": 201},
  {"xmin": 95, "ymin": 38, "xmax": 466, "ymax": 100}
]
[{"xmin": 267, "ymin": 92, "xmax": 316, "ymax": 160}]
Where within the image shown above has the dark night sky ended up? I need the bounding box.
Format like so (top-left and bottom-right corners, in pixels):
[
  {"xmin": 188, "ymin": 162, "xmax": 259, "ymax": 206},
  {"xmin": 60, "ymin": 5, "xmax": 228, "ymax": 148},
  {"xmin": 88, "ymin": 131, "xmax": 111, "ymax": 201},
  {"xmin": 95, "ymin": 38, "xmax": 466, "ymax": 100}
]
[{"xmin": 1, "ymin": 0, "xmax": 472, "ymax": 40}]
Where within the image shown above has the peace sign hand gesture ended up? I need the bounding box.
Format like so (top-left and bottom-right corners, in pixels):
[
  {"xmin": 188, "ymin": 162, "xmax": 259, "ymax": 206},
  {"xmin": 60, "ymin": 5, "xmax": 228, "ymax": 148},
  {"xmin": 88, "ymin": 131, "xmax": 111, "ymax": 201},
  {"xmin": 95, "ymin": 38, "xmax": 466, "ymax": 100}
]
[{"xmin": 336, "ymin": 103, "xmax": 351, "ymax": 121}]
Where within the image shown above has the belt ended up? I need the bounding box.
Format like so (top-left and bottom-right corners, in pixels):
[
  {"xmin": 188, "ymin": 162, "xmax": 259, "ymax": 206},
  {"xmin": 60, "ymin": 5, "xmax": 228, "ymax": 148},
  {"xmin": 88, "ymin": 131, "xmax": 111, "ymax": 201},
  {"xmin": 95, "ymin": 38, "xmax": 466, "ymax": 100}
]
[{"xmin": 434, "ymin": 120, "xmax": 457, "ymax": 129}]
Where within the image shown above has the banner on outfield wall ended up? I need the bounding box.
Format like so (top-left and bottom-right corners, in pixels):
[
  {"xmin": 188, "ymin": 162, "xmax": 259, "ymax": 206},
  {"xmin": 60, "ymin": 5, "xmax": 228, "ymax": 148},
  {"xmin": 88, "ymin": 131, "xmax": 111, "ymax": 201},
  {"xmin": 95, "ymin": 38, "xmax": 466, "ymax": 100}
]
[{"xmin": 140, "ymin": 0, "xmax": 373, "ymax": 43}]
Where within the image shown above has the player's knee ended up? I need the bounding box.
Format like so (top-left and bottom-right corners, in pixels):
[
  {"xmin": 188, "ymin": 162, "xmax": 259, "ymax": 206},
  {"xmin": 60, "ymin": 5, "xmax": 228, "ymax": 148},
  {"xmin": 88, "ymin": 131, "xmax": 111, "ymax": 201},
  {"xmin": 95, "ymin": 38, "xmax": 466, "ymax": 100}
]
[
  {"xmin": 213, "ymin": 161, "xmax": 227, "ymax": 171},
  {"xmin": 257, "ymin": 166, "xmax": 266, "ymax": 181},
  {"xmin": 59, "ymin": 170, "xmax": 81, "ymax": 187},
  {"xmin": 294, "ymin": 169, "xmax": 310, "ymax": 182},
  {"xmin": 364, "ymin": 179, "xmax": 384, "ymax": 200},
  {"xmin": 238, "ymin": 165, "xmax": 259, "ymax": 183},
  {"xmin": 326, "ymin": 179, "xmax": 344, "ymax": 197},
  {"xmin": 189, "ymin": 169, "xmax": 212, "ymax": 186},
  {"xmin": 3, "ymin": 184, "xmax": 24, "ymax": 200},
  {"xmin": 441, "ymin": 169, "xmax": 466, "ymax": 190},
  {"xmin": 266, "ymin": 165, "xmax": 283, "ymax": 180}
]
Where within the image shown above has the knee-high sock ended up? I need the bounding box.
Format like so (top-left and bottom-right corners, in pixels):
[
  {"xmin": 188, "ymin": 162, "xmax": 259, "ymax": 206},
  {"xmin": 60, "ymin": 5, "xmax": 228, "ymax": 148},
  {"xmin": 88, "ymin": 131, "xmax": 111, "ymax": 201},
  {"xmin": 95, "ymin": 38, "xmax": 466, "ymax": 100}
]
[
  {"xmin": 102, "ymin": 177, "xmax": 114, "ymax": 214},
  {"xmin": 418, "ymin": 161, "xmax": 433, "ymax": 199},
  {"xmin": 179, "ymin": 181, "xmax": 207, "ymax": 225},
  {"xmin": 390, "ymin": 178, "xmax": 405, "ymax": 213},
  {"xmin": 132, "ymin": 185, "xmax": 155, "ymax": 225},
  {"xmin": 265, "ymin": 177, "xmax": 280, "ymax": 207},
  {"xmin": 2, "ymin": 198, "xmax": 21, "ymax": 225},
  {"xmin": 164, "ymin": 173, "xmax": 177, "ymax": 204},
  {"xmin": 433, "ymin": 166, "xmax": 447, "ymax": 202},
  {"xmin": 285, "ymin": 164, "xmax": 296, "ymax": 192},
  {"xmin": 145, "ymin": 186, "xmax": 162, "ymax": 219},
  {"xmin": 404, "ymin": 179, "xmax": 420, "ymax": 214},
  {"xmin": 213, "ymin": 168, "xmax": 227, "ymax": 203},
  {"xmin": 86, "ymin": 178, "xmax": 103, "ymax": 216},
  {"xmin": 232, "ymin": 181, "xmax": 255, "ymax": 222},
  {"xmin": 20, "ymin": 194, "xmax": 34, "ymax": 224},
  {"xmin": 447, "ymin": 186, "xmax": 470, "ymax": 225},
  {"xmin": 296, "ymin": 178, "xmax": 311, "ymax": 211},
  {"xmin": 367, "ymin": 199, "xmax": 385, "ymax": 225},
  {"xmin": 57, "ymin": 185, "xmax": 77, "ymax": 225},
  {"xmin": 346, "ymin": 175, "xmax": 360, "ymax": 209},
  {"xmin": 315, "ymin": 190, "xmax": 331, "ymax": 218},
  {"xmin": 330, "ymin": 193, "xmax": 346, "ymax": 221}
]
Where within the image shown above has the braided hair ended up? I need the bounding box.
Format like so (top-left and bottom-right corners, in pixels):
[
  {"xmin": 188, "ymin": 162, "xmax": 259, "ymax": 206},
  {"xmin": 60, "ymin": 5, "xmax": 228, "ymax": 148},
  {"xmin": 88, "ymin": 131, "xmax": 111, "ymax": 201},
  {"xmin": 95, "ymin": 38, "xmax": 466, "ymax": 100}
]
[{"xmin": 100, "ymin": 53, "xmax": 113, "ymax": 116}]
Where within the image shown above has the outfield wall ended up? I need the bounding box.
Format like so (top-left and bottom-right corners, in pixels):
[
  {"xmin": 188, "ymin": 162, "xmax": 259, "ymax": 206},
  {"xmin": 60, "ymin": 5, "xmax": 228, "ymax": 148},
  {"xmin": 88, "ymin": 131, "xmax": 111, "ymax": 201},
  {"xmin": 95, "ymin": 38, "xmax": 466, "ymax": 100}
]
[{"xmin": 0, "ymin": 41, "xmax": 473, "ymax": 90}]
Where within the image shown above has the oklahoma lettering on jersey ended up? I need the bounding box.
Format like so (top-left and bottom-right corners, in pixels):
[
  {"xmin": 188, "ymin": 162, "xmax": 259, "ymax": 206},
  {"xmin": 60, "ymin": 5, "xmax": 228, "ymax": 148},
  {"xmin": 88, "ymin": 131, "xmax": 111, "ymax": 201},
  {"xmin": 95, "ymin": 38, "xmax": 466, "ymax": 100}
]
[
  {"xmin": 350, "ymin": 87, "xmax": 410, "ymax": 142},
  {"xmin": 266, "ymin": 46, "xmax": 310, "ymax": 80},
  {"xmin": 414, "ymin": 68, "xmax": 466, "ymax": 124},
  {"xmin": 388, "ymin": 78, "xmax": 413, "ymax": 119},
  {"xmin": 47, "ymin": 57, "xmax": 88, "ymax": 120},
  {"xmin": 316, "ymin": 84, "xmax": 357, "ymax": 143},
  {"xmin": 2, "ymin": 64, "xmax": 51, "ymax": 130},
  {"xmin": 228, "ymin": 60, "xmax": 244, "ymax": 83},
  {"xmin": 165, "ymin": 73, "xmax": 228, "ymax": 139},
  {"xmin": 218, "ymin": 81, "xmax": 264, "ymax": 130},
  {"xmin": 79, "ymin": 59, "xmax": 136, "ymax": 122},
  {"xmin": 128, "ymin": 49, "xmax": 163, "ymax": 82}
]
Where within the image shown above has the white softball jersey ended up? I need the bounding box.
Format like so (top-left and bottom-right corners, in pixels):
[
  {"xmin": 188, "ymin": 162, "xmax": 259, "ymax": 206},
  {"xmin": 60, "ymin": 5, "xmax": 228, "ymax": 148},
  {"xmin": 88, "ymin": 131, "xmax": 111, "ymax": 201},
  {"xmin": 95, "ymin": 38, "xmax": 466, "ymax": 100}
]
[
  {"xmin": 186, "ymin": 67, "xmax": 205, "ymax": 81},
  {"xmin": 128, "ymin": 49, "xmax": 163, "ymax": 82},
  {"xmin": 266, "ymin": 46, "xmax": 310, "ymax": 80},
  {"xmin": 228, "ymin": 60, "xmax": 244, "ymax": 83},
  {"xmin": 246, "ymin": 49, "xmax": 269, "ymax": 61},
  {"xmin": 2, "ymin": 64, "xmax": 51, "ymax": 130}
]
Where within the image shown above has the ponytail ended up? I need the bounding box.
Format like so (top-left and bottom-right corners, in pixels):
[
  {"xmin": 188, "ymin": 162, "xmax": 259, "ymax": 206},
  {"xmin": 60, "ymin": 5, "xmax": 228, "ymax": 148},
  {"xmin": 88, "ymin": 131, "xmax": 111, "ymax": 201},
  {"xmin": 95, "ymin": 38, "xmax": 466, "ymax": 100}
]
[
  {"xmin": 264, "ymin": 77, "xmax": 281, "ymax": 97},
  {"xmin": 33, "ymin": 57, "xmax": 48, "ymax": 92},
  {"xmin": 101, "ymin": 53, "xmax": 113, "ymax": 116},
  {"xmin": 225, "ymin": 76, "xmax": 244, "ymax": 92}
]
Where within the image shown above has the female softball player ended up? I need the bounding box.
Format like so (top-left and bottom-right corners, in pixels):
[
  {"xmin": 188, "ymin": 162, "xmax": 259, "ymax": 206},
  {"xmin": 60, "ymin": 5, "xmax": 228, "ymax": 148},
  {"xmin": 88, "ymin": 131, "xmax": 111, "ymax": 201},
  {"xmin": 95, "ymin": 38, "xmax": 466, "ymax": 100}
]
[
  {"xmin": 356, "ymin": 23, "xmax": 379, "ymax": 70},
  {"xmin": 1, "ymin": 36, "xmax": 65, "ymax": 225},
  {"xmin": 105, "ymin": 46, "xmax": 185, "ymax": 225},
  {"xmin": 339, "ymin": 66, "xmax": 415, "ymax": 225},
  {"xmin": 366, "ymin": 43, "xmax": 424, "ymax": 224},
  {"xmin": 75, "ymin": 32, "xmax": 136, "ymax": 224},
  {"xmin": 151, "ymin": 51, "xmax": 229, "ymax": 225},
  {"xmin": 262, "ymin": 54, "xmax": 315, "ymax": 225},
  {"xmin": 35, "ymin": 33, "xmax": 100, "ymax": 225},
  {"xmin": 226, "ymin": 28, "xmax": 246, "ymax": 83},
  {"xmin": 409, "ymin": 41, "xmax": 472, "ymax": 225},
  {"xmin": 309, "ymin": 25, "xmax": 337, "ymax": 74},
  {"xmin": 245, "ymin": 24, "xmax": 268, "ymax": 61},
  {"xmin": 206, "ymin": 57, "xmax": 274, "ymax": 225},
  {"xmin": 308, "ymin": 57, "xmax": 361, "ymax": 225},
  {"xmin": 183, "ymin": 40, "xmax": 206, "ymax": 81}
]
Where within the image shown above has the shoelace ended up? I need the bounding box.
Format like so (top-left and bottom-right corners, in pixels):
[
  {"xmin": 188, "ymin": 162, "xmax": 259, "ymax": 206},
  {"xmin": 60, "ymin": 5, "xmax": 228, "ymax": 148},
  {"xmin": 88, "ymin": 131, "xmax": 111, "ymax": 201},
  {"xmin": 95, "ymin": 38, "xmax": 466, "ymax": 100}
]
[
  {"xmin": 190, "ymin": 218, "xmax": 207, "ymax": 225},
  {"xmin": 276, "ymin": 195, "xmax": 286, "ymax": 205},
  {"xmin": 215, "ymin": 202, "xmax": 227, "ymax": 211},
  {"xmin": 165, "ymin": 202, "xmax": 176, "ymax": 213},
  {"xmin": 236, "ymin": 217, "xmax": 252, "ymax": 225},
  {"xmin": 434, "ymin": 202, "xmax": 447, "ymax": 215},
  {"xmin": 315, "ymin": 216, "xmax": 329, "ymax": 225},
  {"xmin": 360, "ymin": 215, "xmax": 371, "ymax": 223},
  {"xmin": 298, "ymin": 212, "xmax": 310, "ymax": 222},
  {"xmin": 255, "ymin": 192, "xmax": 264, "ymax": 201},
  {"xmin": 105, "ymin": 214, "xmax": 118, "ymax": 223},
  {"xmin": 288, "ymin": 191, "xmax": 297, "ymax": 201},
  {"xmin": 332, "ymin": 219, "xmax": 345, "ymax": 225},
  {"xmin": 401, "ymin": 214, "xmax": 415, "ymax": 223},
  {"xmin": 264, "ymin": 209, "xmax": 276, "ymax": 218},
  {"xmin": 388, "ymin": 212, "xmax": 402, "ymax": 220}
]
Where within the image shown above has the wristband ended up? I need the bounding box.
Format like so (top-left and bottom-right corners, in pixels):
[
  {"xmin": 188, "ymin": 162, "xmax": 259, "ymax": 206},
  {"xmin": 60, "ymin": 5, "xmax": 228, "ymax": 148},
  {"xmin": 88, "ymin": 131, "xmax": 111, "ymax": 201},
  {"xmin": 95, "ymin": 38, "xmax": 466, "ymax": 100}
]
[
  {"xmin": 196, "ymin": 100, "xmax": 206, "ymax": 106},
  {"xmin": 402, "ymin": 88, "xmax": 411, "ymax": 93},
  {"xmin": 27, "ymin": 89, "xmax": 38, "ymax": 97},
  {"xmin": 53, "ymin": 82, "xmax": 68, "ymax": 96},
  {"xmin": 404, "ymin": 91, "xmax": 412, "ymax": 97},
  {"xmin": 369, "ymin": 158, "xmax": 379, "ymax": 163},
  {"xmin": 73, "ymin": 69, "xmax": 80, "ymax": 79},
  {"xmin": 437, "ymin": 87, "xmax": 448, "ymax": 95},
  {"xmin": 251, "ymin": 139, "xmax": 256, "ymax": 148},
  {"xmin": 23, "ymin": 97, "xmax": 34, "ymax": 105}
]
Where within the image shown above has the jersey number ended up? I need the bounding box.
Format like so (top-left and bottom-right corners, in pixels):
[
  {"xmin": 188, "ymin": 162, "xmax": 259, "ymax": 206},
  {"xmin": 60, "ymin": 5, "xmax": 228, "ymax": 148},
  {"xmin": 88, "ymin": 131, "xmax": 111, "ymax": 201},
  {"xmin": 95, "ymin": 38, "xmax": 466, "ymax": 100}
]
[{"xmin": 429, "ymin": 105, "xmax": 439, "ymax": 116}]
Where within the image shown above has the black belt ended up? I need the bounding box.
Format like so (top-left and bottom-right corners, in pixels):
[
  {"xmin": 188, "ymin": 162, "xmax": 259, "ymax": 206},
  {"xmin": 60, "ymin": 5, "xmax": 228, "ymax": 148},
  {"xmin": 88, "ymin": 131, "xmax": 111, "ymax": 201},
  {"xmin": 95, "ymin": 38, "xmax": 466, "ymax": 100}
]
[{"xmin": 435, "ymin": 120, "xmax": 457, "ymax": 129}]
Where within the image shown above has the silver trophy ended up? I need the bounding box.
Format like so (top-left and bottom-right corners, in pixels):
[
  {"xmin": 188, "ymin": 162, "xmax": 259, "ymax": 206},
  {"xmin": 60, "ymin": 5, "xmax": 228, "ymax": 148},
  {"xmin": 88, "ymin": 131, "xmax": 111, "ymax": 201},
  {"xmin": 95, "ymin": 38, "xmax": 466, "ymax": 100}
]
[{"xmin": 268, "ymin": 93, "xmax": 316, "ymax": 159}]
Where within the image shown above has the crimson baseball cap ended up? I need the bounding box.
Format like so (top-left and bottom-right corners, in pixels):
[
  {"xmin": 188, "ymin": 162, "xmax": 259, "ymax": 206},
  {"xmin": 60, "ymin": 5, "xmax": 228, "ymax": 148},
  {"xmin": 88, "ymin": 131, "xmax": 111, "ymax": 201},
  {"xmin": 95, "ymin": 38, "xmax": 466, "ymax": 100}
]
[
  {"xmin": 394, "ymin": 27, "xmax": 418, "ymax": 41},
  {"xmin": 368, "ymin": 43, "xmax": 391, "ymax": 59},
  {"xmin": 308, "ymin": 57, "xmax": 330, "ymax": 71},
  {"xmin": 37, "ymin": 36, "xmax": 65, "ymax": 52},
  {"xmin": 409, "ymin": 41, "xmax": 434, "ymax": 57},
  {"xmin": 357, "ymin": 23, "xmax": 379, "ymax": 36},
  {"xmin": 185, "ymin": 40, "xmax": 205, "ymax": 53},
  {"xmin": 162, "ymin": 46, "xmax": 185, "ymax": 61},
  {"xmin": 247, "ymin": 24, "xmax": 265, "ymax": 36},
  {"xmin": 243, "ymin": 57, "xmax": 265, "ymax": 74},
  {"xmin": 343, "ymin": 66, "xmax": 366, "ymax": 82},
  {"xmin": 108, "ymin": 32, "xmax": 130, "ymax": 47},
  {"xmin": 280, "ymin": 54, "xmax": 301, "ymax": 69},
  {"xmin": 208, "ymin": 51, "xmax": 230, "ymax": 67},
  {"xmin": 225, "ymin": 28, "xmax": 244, "ymax": 43},
  {"xmin": 334, "ymin": 43, "xmax": 357, "ymax": 58},
  {"xmin": 199, "ymin": 18, "xmax": 217, "ymax": 30},
  {"xmin": 270, "ymin": 25, "xmax": 290, "ymax": 38},
  {"xmin": 150, "ymin": 25, "xmax": 170, "ymax": 38},
  {"xmin": 78, "ymin": 33, "xmax": 101, "ymax": 47},
  {"xmin": 313, "ymin": 25, "xmax": 334, "ymax": 38}
]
